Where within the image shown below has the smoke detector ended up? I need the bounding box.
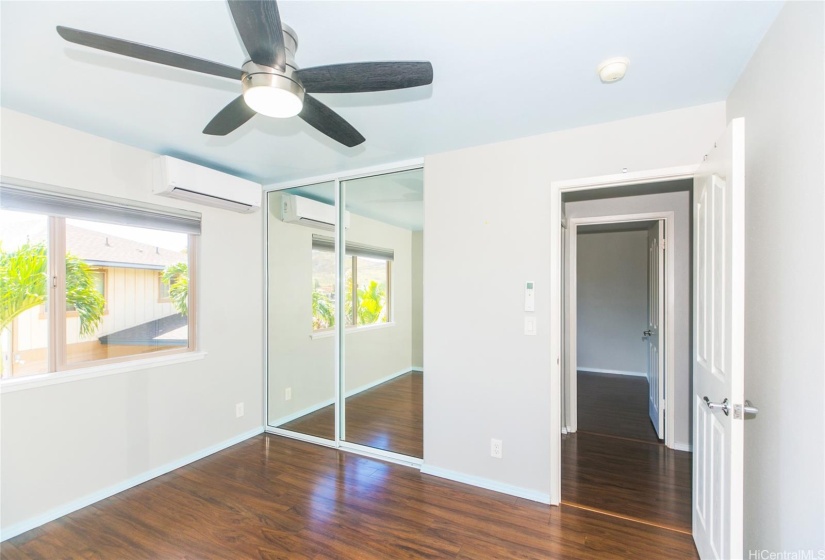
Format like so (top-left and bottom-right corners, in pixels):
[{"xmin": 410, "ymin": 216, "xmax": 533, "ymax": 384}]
[{"xmin": 598, "ymin": 57, "xmax": 629, "ymax": 83}]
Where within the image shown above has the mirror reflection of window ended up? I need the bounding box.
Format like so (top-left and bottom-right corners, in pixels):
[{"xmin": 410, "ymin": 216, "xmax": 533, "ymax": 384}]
[
  {"xmin": 265, "ymin": 169, "xmax": 423, "ymax": 459},
  {"xmin": 266, "ymin": 182, "xmax": 337, "ymax": 442},
  {"xmin": 342, "ymin": 169, "xmax": 423, "ymax": 458}
]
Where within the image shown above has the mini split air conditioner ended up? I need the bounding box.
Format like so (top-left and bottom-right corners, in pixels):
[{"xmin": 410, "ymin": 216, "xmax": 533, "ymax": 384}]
[
  {"xmin": 152, "ymin": 156, "xmax": 262, "ymax": 213},
  {"xmin": 281, "ymin": 194, "xmax": 350, "ymax": 231}
]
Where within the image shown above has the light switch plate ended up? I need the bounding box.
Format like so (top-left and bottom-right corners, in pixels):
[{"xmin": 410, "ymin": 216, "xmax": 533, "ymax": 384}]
[{"xmin": 524, "ymin": 316, "xmax": 537, "ymax": 335}]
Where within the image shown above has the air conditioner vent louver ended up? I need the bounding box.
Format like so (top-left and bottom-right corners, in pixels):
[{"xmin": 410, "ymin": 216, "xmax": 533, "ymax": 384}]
[
  {"xmin": 152, "ymin": 156, "xmax": 262, "ymax": 213},
  {"xmin": 281, "ymin": 194, "xmax": 350, "ymax": 230}
]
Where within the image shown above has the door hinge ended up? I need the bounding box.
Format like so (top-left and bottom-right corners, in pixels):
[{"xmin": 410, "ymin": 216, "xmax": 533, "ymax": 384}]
[{"xmin": 661, "ymin": 239, "xmax": 667, "ymax": 250}]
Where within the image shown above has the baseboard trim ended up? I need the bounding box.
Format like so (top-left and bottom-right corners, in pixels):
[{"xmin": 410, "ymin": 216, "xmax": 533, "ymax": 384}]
[
  {"xmin": 270, "ymin": 398, "xmax": 335, "ymax": 427},
  {"xmin": 420, "ymin": 464, "xmax": 551, "ymax": 505},
  {"xmin": 345, "ymin": 368, "xmax": 411, "ymax": 398},
  {"xmin": 270, "ymin": 368, "xmax": 414, "ymax": 428},
  {"xmin": 578, "ymin": 367, "xmax": 647, "ymax": 378},
  {"xmin": 0, "ymin": 426, "xmax": 264, "ymax": 542},
  {"xmin": 671, "ymin": 442, "xmax": 692, "ymax": 452},
  {"xmin": 411, "ymin": 366, "xmax": 423, "ymax": 372}
]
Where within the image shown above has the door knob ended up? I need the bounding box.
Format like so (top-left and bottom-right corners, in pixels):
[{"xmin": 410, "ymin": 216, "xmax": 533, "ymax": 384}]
[
  {"xmin": 643, "ymin": 330, "xmax": 652, "ymax": 336},
  {"xmin": 742, "ymin": 400, "xmax": 759, "ymax": 415},
  {"xmin": 703, "ymin": 396, "xmax": 730, "ymax": 416}
]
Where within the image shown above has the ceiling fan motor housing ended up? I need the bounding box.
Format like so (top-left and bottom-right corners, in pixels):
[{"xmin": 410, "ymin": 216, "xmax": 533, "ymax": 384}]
[{"xmin": 241, "ymin": 24, "xmax": 304, "ymax": 103}]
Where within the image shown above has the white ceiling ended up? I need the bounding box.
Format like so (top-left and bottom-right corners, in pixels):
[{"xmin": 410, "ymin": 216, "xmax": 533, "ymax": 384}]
[{"xmin": 1, "ymin": 1, "xmax": 782, "ymax": 185}]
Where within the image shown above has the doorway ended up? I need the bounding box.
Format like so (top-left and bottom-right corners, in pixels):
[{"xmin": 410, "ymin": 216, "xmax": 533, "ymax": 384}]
[
  {"xmin": 555, "ymin": 176, "xmax": 694, "ymax": 534},
  {"xmin": 564, "ymin": 214, "xmax": 674, "ymax": 442}
]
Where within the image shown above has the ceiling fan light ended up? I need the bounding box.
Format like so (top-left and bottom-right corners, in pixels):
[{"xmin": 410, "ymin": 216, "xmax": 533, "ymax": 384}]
[
  {"xmin": 244, "ymin": 86, "xmax": 303, "ymax": 118},
  {"xmin": 242, "ymin": 72, "xmax": 305, "ymax": 118}
]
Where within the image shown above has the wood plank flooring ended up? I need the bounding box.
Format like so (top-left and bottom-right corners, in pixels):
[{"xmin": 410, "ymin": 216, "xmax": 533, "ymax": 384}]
[
  {"xmin": 3, "ymin": 434, "xmax": 699, "ymax": 559},
  {"xmin": 575, "ymin": 370, "xmax": 660, "ymax": 443},
  {"xmin": 562, "ymin": 371, "xmax": 693, "ymax": 536},
  {"xmin": 280, "ymin": 371, "xmax": 423, "ymax": 458}
]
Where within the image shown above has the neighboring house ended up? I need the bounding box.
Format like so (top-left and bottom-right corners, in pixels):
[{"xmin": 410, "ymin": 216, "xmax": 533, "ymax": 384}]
[{"xmin": 7, "ymin": 224, "xmax": 187, "ymax": 376}]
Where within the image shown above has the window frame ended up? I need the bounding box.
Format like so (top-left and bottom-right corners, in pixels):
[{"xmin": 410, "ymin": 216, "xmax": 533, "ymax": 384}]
[
  {"xmin": 0, "ymin": 181, "xmax": 200, "ymax": 383},
  {"xmin": 311, "ymin": 247, "xmax": 393, "ymax": 333}
]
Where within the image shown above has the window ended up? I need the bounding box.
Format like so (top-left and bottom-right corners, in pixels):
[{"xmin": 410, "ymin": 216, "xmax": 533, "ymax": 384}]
[
  {"xmin": 311, "ymin": 235, "xmax": 392, "ymax": 331},
  {"xmin": 0, "ymin": 182, "xmax": 200, "ymax": 379}
]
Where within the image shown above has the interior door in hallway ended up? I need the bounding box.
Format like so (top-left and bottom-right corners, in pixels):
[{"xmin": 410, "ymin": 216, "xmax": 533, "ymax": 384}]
[
  {"xmin": 647, "ymin": 220, "xmax": 665, "ymax": 439},
  {"xmin": 692, "ymin": 118, "xmax": 746, "ymax": 560}
]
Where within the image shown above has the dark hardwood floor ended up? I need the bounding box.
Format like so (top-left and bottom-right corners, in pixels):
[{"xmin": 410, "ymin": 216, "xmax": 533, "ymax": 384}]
[
  {"xmin": 280, "ymin": 371, "xmax": 423, "ymax": 458},
  {"xmin": 3, "ymin": 434, "xmax": 700, "ymax": 559},
  {"xmin": 562, "ymin": 371, "xmax": 693, "ymax": 536},
  {"xmin": 575, "ymin": 370, "xmax": 659, "ymax": 443}
]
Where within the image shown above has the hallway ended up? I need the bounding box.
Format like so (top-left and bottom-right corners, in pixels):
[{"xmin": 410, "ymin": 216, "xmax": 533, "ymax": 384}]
[{"xmin": 562, "ymin": 371, "xmax": 693, "ymax": 536}]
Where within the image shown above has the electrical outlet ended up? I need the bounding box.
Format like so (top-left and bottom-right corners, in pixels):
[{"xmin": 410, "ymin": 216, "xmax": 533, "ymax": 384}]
[
  {"xmin": 235, "ymin": 402, "xmax": 244, "ymax": 418},
  {"xmin": 285, "ymin": 387, "xmax": 292, "ymax": 401},
  {"xmin": 491, "ymin": 438, "xmax": 503, "ymax": 459}
]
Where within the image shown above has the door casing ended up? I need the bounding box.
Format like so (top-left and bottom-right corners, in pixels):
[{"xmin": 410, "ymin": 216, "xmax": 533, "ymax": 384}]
[
  {"xmin": 563, "ymin": 212, "xmax": 674, "ymax": 447},
  {"xmin": 549, "ymin": 165, "xmax": 696, "ymax": 504}
]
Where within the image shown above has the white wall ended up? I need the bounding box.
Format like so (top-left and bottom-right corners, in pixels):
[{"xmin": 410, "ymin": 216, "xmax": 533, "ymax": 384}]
[
  {"xmin": 576, "ymin": 230, "xmax": 649, "ymax": 375},
  {"xmin": 411, "ymin": 231, "xmax": 424, "ymax": 368},
  {"xmin": 726, "ymin": 1, "xmax": 825, "ymax": 552},
  {"xmin": 566, "ymin": 191, "xmax": 691, "ymax": 447},
  {"xmin": 266, "ymin": 192, "xmax": 414, "ymax": 425},
  {"xmin": 0, "ymin": 108, "xmax": 264, "ymax": 537},
  {"xmin": 423, "ymin": 102, "xmax": 725, "ymax": 497}
]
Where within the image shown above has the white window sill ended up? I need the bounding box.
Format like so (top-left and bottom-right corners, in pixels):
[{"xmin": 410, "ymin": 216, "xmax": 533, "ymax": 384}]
[
  {"xmin": 0, "ymin": 351, "xmax": 207, "ymax": 394},
  {"xmin": 311, "ymin": 322, "xmax": 395, "ymax": 340}
]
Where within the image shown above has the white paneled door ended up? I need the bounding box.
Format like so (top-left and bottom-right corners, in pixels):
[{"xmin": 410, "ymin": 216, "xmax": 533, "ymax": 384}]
[
  {"xmin": 692, "ymin": 118, "xmax": 746, "ymax": 560},
  {"xmin": 647, "ymin": 220, "xmax": 665, "ymax": 439}
]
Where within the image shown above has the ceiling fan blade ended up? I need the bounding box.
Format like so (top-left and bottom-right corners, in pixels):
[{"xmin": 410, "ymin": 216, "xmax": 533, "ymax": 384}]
[
  {"xmin": 56, "ymin": 26, "xmax": 243, "ymax": 81},
  {"xmin": 295, "ymin": 61, "xmax": 433, "ymax": 93},
  {"xmin": 203, "ymin": 96, "xmax": 256, "ymax": 136},
  {"xmin": 227, "ymin": 0, "xmax": 285, "ymax": 70},
  {"xmin": 299, "ymin": 95, "xmax": 365, "ymax": 148}
]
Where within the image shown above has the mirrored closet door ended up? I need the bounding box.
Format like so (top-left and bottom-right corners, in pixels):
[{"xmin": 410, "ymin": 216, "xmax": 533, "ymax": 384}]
[
  {"xmin": 341, "ymin": 170, "xmax": 423, "ymax": 457},
  {"xmin": 266, "ymin": 182, "xmax": 337, "ymax": 442},
  {"xmin": 266, "ymin": 168, "xmax": 423, "ymax": 460}
]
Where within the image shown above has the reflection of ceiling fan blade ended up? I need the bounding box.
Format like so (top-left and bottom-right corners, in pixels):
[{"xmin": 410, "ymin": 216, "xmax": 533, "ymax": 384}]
[
  {"xmin": 295, "ymin": 62, "xmax": 433, "ymax": 93},
  {"xmin": 299, "ymin": 95, "xmax": 365, "ymax": 147},
  {"xmin": 203, "ymin": 96, "xmax": 256, "ymax": 135},
  {"xmin": 56, "ymin": 26, "xmax": 243, "ymax": 80},
  {"xmin": 227, "ymin": 0, "xmax": 286, "ymax": 70},
  {"xmin": 56, "ymin": 0, "xmax": 433, "ymax": 148}
]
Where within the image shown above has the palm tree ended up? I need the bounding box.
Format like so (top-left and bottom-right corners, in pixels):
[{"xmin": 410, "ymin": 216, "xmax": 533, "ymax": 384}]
[
  {"xmin": 161, "ymin": 262, "xmax": 189, "ymax": 316},
  {"xmin": 357, "ymin": 280, "xmax": 386, "ymax": 325},
  {"xmin": 1, "ymin": 241, "xmax": 105, "ymax": 374},
  {"xmin": 312, "ymin": 281, "xmax": 335, "ymax": 330}
]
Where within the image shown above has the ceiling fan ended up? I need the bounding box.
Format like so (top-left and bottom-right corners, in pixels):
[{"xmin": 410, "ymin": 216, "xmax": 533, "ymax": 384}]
[{"xmin": 56, "ymin": 0, "xmax": 433, "ymax": 147}]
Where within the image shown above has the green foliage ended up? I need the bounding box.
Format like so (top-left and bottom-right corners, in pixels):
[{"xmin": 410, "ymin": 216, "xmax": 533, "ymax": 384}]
[
  {"xmin": 356, "ymin": 280, "xmax": 386, "ymax": 325},
  {"xmin": 0, "ymin": 242, "xmax": 48, "ymax": 334},
  {"xmin": 1, "ymin": 241, "xmax": 105, "ymax": 372},
  {"xmin": 312, "ymin": 280, "xmax": 335, "ymax": 330},
  {"xmin": 310, "ymin": 276, "xmax": 387, "ymax": 331},
  {"xmin": 161, "ymin": 262, "xmax": 189, "ymax": 316}
]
